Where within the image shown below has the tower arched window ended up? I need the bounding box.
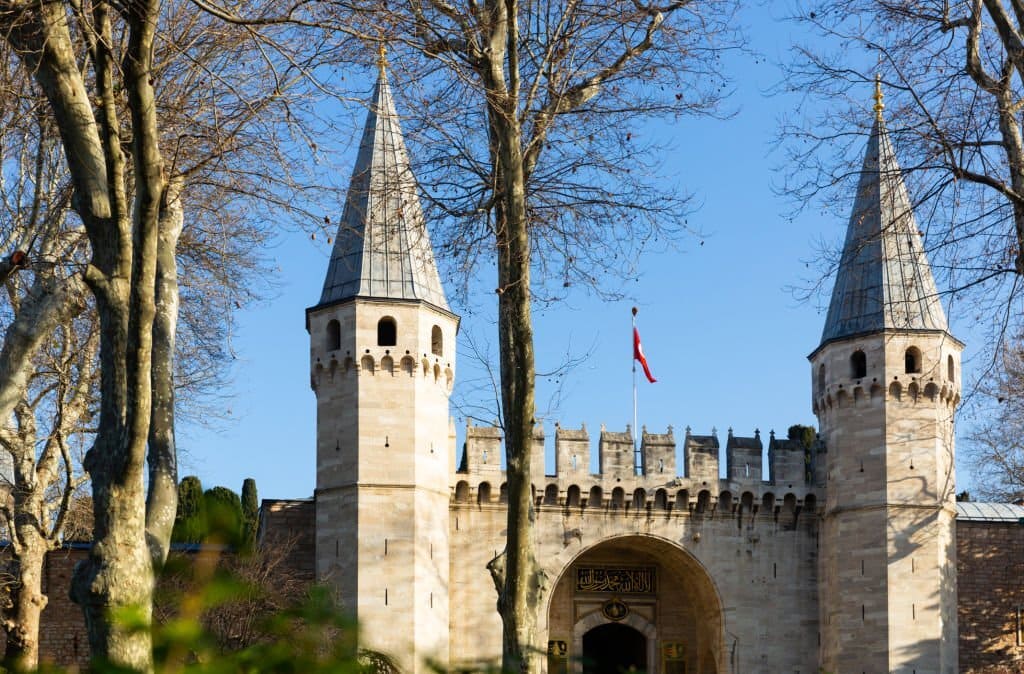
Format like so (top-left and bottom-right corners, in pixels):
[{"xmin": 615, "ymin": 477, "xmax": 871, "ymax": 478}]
[
  {"xmin": 817, "ymin": 364, "xmax": 826, "ymax": 391},
  {"xmin": 850, "ymin": 350, "xmax": 867, "ymax": 379},
  {"xmin": 377, "ymin": 317, "xmax": 397, "ymax": 346},
  {"xmin": 431, "ymin": 325, "xmax": 443, "ymax": 357},
  {"xmin": 905, "ymin": 347, "xmax": 922, "ymax": 374},
  {"xmin": 947, "ymin": 354, "xmax": 955, "ymax": 381},
  {"xmin": 326, "ymin": 319, "xmax": 341, "ymax": 351}
]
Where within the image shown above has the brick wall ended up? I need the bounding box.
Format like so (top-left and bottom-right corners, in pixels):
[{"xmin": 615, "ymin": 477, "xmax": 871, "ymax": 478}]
[
  {"xmin": 958, "ymin": 519, "xmax": 1024, "ymax": 673},
  {"xmin": 24, "ymin": 499, "xmax": 316, "ymax": 669},
  {"xmin": 38, "ymin": 546, "xmax": 90, "ymax": 669}
]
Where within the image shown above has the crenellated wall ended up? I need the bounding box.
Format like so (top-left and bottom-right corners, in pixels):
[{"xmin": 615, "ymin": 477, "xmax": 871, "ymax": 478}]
[
  {"xmin": 448, "ymin": 422, "xmax": 824, "ymax": 672},
  {"xmin": 454, "ymin": 422, "xmax": 824, "ymax": 514}
]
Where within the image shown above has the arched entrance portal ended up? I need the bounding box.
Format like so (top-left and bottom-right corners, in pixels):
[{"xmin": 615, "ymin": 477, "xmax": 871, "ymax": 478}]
[
  {"xmin": 582, "ymin": 623, "xmax": 646, "ymax": 674},
  {"xmin": 546, "ymin": 535, "xmax": 723, "ymax": 674}
]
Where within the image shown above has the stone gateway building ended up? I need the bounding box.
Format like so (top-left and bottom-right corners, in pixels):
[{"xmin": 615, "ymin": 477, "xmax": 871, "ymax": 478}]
[{"xmin": 303, "ymin": 61, "xmax": 1022, "ymax": 674}]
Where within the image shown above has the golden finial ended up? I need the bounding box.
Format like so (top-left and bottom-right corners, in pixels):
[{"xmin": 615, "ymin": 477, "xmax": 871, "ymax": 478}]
[
  {"xmin": 873, "ymin": 74, "xmax": 884, "ymax": 120},
  {"xmin": 377, "ymin": 41, "xmax": 388, "ymax": 71}
]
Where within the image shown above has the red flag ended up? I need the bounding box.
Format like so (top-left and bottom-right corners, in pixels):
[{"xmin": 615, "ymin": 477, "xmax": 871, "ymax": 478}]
[{"xmin": 633, "ymin": 327, "xmax": 656, "ymax": 383}]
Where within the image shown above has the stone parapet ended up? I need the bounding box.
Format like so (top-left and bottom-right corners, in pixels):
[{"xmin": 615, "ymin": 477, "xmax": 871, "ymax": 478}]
[{"xmin": 453, "ymin": 421, "xmax": 821, "ymax": 518}]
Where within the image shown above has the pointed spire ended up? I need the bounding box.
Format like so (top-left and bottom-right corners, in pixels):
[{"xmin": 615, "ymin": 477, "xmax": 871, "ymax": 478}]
[
  {"xmin": 819, "ymin": 89, "xmax": 947, "ymax": 346},
  {"xmin": 317, "ymin": 56, "xmax": 450, "ymax": 311}
]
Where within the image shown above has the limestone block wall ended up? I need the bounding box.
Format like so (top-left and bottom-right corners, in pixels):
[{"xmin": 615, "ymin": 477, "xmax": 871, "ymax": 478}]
[
  {"xmin": 725, "ymin": 430, "xmax": 762, "ymax": 484},
  {"xmin": 310, "ymin": 297, "xmax": 456, "ymax": 673},
  {"xmin": 811, "ymin": 330, "xmax": 961, "ymax": 674},
  {"xmin": 451, "ymin": 422, "xmax": 822, "ymax": 672},
  {"xmin": 258, "ymin": 498, "xmax": 316, "ymax": 580},
  {"xmin": 449, "ymin": 493, "xmax": 821, "ymax": 673},
  {"xmin": 767, "ymin": 434, "xmax": 807, "ymax": 486}
]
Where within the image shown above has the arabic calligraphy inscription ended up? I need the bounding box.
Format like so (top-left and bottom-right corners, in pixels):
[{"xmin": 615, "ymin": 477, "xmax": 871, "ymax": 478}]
[{"xmin": 575, "ymin": 567, "xmax": 656, "ymax": 594}]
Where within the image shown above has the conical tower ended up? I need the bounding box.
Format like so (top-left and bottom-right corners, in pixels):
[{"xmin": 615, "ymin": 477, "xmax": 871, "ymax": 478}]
[
  {"xmin": 810, "ymin": 81, "xmax": 961, "ymax": 673},
  {"xmin": 307, "ymin": 52, "xmax": 457, "ymax": 673}
]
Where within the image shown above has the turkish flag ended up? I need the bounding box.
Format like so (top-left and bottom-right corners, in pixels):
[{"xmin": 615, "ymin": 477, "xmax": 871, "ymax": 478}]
[{"xmin": 633, "ymin": 327, "xmax": 656, "ymax": 383}]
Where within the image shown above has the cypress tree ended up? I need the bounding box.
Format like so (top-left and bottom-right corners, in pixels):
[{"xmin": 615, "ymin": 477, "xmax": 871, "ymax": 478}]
[
  {"xmin": 204, "ymin": 486, "xmax": 243, "ymax": 545},
  {"xmin": 172, "ymin": 476, "xmax": 205, "ymax": 543},
  {"xmin": 241, "ymin": 478, "xmax": 259, "ymax": 552}
]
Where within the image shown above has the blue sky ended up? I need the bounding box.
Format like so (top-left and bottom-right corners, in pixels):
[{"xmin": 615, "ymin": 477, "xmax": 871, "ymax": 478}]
[{"xmin": 175, "ymin": 4, "xmax": 979, "ymax": 500}]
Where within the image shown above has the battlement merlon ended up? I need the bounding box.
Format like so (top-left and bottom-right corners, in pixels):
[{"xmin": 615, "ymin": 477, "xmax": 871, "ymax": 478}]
[{"xmin": 456, "ymin": 421, "xmax": 825, "ymax": 491}]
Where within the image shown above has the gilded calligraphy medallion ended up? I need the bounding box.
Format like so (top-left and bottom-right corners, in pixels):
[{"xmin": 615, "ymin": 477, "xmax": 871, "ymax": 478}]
[{"xmin": 601, "ymin": 598, "xmax": 629, "ymax": 621}]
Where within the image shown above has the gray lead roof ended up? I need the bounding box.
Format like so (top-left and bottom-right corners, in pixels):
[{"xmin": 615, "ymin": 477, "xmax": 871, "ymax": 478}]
[
  {"xmin": 956, "ymin": 502, "xmax": 1024, "ymax": 522},
  {"xmin": 317, "ymin": 63, "xmax": 450, "ymax": 311},
  {"xmin": 819, "ymin": 115, "xmax": 947, "ymax": 346}
]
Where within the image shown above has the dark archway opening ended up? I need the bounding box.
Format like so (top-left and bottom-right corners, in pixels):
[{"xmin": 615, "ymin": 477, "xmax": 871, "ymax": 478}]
[{"xmin": 582, "ymin": 623, "xmax": 646, "ymax": 674}]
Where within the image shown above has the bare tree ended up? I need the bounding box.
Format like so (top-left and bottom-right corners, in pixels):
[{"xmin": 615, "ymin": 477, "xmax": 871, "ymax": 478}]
[
  {"xmin": 0, "ymin": 73, "xmax": 95, "ymax": 670},
  {"xmin": 781, "ymin": 2, "xmax": 1024, "ymax": 350},
  {"xmin": 153, "ymin": 539, "xmax": 312, "ymax": 654},
  {"xmin": 966, "ymin": 335, "xmax": 1024, "ymax": 501},
  {"xmin": 307, "ymin": 3, "xmax": 739, "ymax": 671},
  {"xmin": 779, "ymin": 2, "xmax": 1024, "ymax": 493},
  {"xmin": 0, "ymin": 0, "xmax": 332, "ymax": 667}
]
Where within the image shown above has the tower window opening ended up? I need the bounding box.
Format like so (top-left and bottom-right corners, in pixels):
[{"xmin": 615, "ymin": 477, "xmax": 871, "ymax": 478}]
[
  {"xmin": 850, "ymin": 350, "xmax": 867, "ymax": 378},
  {"xmin": 326, "ymin": 319, "xmax": 341, "ymax": 351},
  {"xmin": 947, "ymin": 354, "xmax": 955, "ymax": 381},
  {"xmin": 905, "ymin": 346, "xmax": 922, "ymax": 374},
  {"xmin": 431, "ymin": 325, "xmax": 443, "ymax": 356},
  {"xmin": 377, "ymin": 317, "xmax": 397, "ymax": 346},
  {"xmin": 817, "ymin": 363, "xmax": 826, "ymax": 391}
]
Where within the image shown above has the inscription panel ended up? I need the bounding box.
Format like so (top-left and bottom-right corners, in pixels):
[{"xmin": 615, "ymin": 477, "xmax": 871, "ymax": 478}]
[{"xmin": 575, "ymin": 567, "xmax": 656, "ymax": 594}]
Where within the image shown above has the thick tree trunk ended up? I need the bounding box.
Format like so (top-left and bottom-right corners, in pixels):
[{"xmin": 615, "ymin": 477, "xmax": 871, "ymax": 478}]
[
  {"xmin": 496, "ymin": 182, "xmax": 543, "ymax": 674},
  {"xmin": 3, "ymin": 542, "xmax": 47, "ymax": 672},
  {"xmin": 71, "ymin": 271, "xmax": 154, "ymax": 668},
  {"xmin": 489, "ymin": 4, "xmax": 543, "ymax": 664}
]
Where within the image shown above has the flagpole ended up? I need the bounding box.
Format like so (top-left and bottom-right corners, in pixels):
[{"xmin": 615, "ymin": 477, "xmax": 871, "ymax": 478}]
[{"xmin": 632, "ymin": 307, "xmax": 639, "ymax": 473}]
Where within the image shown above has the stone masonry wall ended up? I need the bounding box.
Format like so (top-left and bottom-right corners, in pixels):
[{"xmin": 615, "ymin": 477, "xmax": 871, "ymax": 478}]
[
  {"xmin": 258, "ymin": 498, "xmax": 316, "ymax": 580},
  {"xmin": 958, "ymin": 519, "xmax": 1024, "ymax": 673}
]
